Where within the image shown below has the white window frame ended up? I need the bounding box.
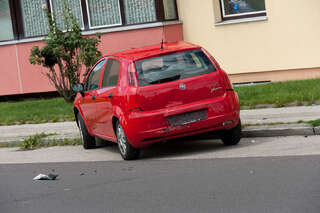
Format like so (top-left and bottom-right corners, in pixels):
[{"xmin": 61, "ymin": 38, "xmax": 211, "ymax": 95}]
[
  {"xmin": 85, "ymin": 0, "xmax": 122, "ymax": 29},
  {"xmin": 220, "ymin": 0, "xmax": 266, "ymax": 18},
  {"xmin": 49, "ymin": 0, "xmax": 85, "ymax": 30}
]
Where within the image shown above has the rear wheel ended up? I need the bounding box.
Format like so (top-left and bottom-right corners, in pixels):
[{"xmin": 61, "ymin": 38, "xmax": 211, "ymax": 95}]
[
  {"xmin": 116, "ymin": 121, "xmax": 140, "ymax": 160},
  {"xmin": 77, "ymin": 114, "xmax": 96, "ymax": 149},
  {"xmin": 219, "ymin": 120, "xmax": 242, "ymax": 146}
]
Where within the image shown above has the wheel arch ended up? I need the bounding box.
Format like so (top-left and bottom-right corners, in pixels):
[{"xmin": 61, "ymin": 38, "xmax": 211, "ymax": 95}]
[
  {"xmin": 112, "ymin": 116, "xmax": 119, "ymax": 136},
  {"xmin": 112, "ymin": 105, "xmax": 127, "ymax": 136},
  {"xmin": 73, "ymin": 107, "xmax": 80, "ymax": 127}
]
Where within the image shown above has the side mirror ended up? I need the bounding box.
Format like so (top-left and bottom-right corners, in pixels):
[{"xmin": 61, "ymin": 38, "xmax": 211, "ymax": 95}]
[{"xmin": 72, "ymin": 84, "xmax": 85, "ymax": 97}]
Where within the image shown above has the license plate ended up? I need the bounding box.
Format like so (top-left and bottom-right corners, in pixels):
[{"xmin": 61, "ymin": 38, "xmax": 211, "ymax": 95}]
[{"xmin": 167, "ymin": 110, "xmax": 208, "ymax": 127}]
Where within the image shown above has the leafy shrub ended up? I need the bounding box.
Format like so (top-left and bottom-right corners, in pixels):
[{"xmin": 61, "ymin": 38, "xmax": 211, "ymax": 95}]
[{"xmin": 29, "ymin": 0, "xmax": 101, "ymax": 102}]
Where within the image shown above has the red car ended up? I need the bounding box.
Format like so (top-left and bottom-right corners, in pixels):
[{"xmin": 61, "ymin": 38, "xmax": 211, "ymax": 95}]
[{"xmin": 73, "ymin": 42, "xmax": 241, "ymax": 160}]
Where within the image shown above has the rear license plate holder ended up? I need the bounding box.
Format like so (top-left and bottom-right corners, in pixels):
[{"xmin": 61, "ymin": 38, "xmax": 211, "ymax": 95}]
[{"xmin": 167, "ymin": 110, "xmax": 208, "ymax": 127}]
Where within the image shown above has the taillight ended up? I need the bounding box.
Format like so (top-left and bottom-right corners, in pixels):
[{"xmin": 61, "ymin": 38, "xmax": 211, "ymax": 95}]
[
  {"xmin": 128, "ymin": 63, "xmax": 138, "ymax": 86},
  {"xmin": 221, "ymin": 69, "xmax": 233, "ymax": 91}
]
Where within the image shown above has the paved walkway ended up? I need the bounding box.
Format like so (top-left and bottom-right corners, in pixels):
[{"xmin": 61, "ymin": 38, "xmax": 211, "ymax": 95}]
[
  {"xmin": 1, "ymin": 106, "xmax": 320, "ymax": 144},
  {"xmin": 241, "ymin": 105, "xmax": 320, "ymax": 124},
  {"xmin": 0, "ymin": 122, "xmax": 79, "ymax": 144}
]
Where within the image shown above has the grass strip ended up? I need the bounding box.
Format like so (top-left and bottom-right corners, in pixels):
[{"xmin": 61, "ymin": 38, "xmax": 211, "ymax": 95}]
[
  {"xmin": 308, "ymin": 119, "xmax": 320, "ymax": 127},
  {"xmin": 0, "ymin": 98, "xmax": 74, "ymax": 126},
  {"xmin": 234, "ymin": 78, "xmax": 320, "ymax": 108},
  {"xmin": 19, "ymin": 133, "xmax": 82, "ymax": 150},
  {"xmin": 242, "ymin": 120, "xmax": 307, "ymax": 128}
]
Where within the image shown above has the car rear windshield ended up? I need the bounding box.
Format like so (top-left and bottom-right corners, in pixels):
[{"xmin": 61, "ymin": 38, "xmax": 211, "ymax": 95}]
[{"xmin": 135, "ymin": 49, "xmax": 216, "ymax": 87}]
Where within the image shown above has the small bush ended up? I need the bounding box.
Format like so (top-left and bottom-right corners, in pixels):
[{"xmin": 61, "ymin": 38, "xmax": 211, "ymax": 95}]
[{"xmin": 20, "ymin": 133, "xmax": 54, "ymax": 150}]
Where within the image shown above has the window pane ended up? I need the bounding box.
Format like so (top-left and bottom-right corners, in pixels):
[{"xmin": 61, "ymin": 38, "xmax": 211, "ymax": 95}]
[
  {"xmin": 102, "ymin": 59, "xmax": 120, "ymax": 87},
  {"xmin": 135, "ymin": 50, "xmax": 216, "ymax": 87},
  {"xmin": 20, "ymin": 0, "xmax": 49, "ymax": 37},
  {"xmin": 50, "ymin": 0, "xmax": 84, "ymax": 30},
  {"xmin": 221, "ymin": 0, "xmax": 266, "ymax": 16},
  {"xmin": 87, "ymin": 0, "xmax": 121, "ymax": 28},
  {"xmin": 0, "ymin": 0, "xmax": 13, "ymax": 41},
  {"xmin": 86, "ymin": 59, "xmax": 105, "ymax": 91},
  {"xmin": 163, "ymin": 0, "xmax": 177, "ymax": 20},
  {"xmin": 124, "ymin": 0, "xmax": 156, "ymax": 24}
]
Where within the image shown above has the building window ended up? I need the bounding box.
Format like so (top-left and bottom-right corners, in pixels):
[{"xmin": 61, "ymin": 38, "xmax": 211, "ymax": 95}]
[
  {"xmin": 163, "ymin": 0, "xmax": 177, "ymax": 20},
  {"xmin": 20, "ymin": 0, "xmax": 49, "ymax": 37},
  {"xmin": 124, "ymin": 0, "xmax": 157, "ymax": 25},
  {"xmin": 0, "ymin": 0, "xmax": 14, "ymax": 41},
  {"xmin": 1, "ymin": 0, "xmax": 178, "ymax": 41},
  {"xmin": 86, "ymin": 0, "xmax": 122, "ymax": 29},
  {"xmin": 220, "ymin": 0, "xmax": 266, "ymax": 19},
  {"xmin": 50, "ymin": 0, "xmax": 84, "ymax": 30}
]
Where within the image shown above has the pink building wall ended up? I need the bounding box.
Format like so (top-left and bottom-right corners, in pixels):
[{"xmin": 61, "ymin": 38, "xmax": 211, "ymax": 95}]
[{"xmin": 0, "ymin": 23, "xmax": 183, "ymax": 96}]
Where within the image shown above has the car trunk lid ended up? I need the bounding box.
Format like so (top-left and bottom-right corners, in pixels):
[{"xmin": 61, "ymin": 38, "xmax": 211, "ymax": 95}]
[{"xmin": 136, "ymin": 72, "xmax": 225, "ymax": 111}]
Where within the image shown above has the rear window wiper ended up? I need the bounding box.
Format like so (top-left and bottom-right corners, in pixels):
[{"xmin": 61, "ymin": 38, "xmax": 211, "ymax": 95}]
[{"xmin": 149, "ymin": 74, "xmax": 181, "ymax": 85}]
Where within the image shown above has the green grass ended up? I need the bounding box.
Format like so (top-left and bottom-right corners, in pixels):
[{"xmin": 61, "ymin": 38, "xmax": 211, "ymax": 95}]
[
  {"xmin": 19, "ymin": 133, "xmax": 82, "ymax": 150},
  {"xmin": 0, "ymin": 98, "xmax": 74, "ymax": 125},
  {"xmin": 242, "ymin": 120, "xmax": 306, "ymax": 128},
  {"xmin": 20, "ymin": 133, "xmax": 56, "ymax": 150},
  {"xmin": 308, "ymin": 119, "xmax": 320, "ymax": 127},
  {"xmin": 234, "ymin": 78, "xmax": 320, "ymax": 107}
]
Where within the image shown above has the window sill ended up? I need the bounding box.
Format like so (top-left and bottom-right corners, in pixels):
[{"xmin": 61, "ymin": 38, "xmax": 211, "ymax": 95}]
[
  {"xmin": 82, "ymin": 20, "xmax": 182, "ymax": 36},
  {"xmin": 215, "ymin": 16, "xmax": 267, "ymax": 26},
  {"xmin": 0, "ymin": 20, "xmax": 182, "ymax": 47}
]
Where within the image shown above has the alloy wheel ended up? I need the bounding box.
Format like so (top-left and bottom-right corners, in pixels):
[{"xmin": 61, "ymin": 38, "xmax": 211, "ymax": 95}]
[{"xmin": 117, "ymin": 125, "xmax": 127, "ymax": 155}]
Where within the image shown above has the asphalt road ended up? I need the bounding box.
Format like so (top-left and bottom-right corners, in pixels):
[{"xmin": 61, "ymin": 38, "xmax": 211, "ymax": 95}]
[{"xmin": 1, "ymin": 154, "xmax": 320, "ymax": 213}]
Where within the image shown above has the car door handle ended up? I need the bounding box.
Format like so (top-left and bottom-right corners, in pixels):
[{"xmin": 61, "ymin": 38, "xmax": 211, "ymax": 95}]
[
  {"xmin": 92, "ymin": 96, "xmax": 96, "ymax": 101},
  {"xmin": 108, "ymin": 93, "xmax": 113, "ymax": 99}
]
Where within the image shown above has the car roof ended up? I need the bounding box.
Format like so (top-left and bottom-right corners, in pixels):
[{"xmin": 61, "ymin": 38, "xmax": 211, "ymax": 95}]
[{"xmin": 107, "ymin": 41, "xmax": 201, "ymax": 61}]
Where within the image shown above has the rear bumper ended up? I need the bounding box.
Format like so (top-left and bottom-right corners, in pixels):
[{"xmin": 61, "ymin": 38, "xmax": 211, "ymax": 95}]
[{"xmin": 124, "ymin": 91, "xmax": 240, "ymax": 148}]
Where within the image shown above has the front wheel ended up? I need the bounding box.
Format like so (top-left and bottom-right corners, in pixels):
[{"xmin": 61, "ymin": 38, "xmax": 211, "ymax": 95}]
[
  {"xmin": 116, "ymin": 121, "xmax": 140, "ymax": 160},
  {"xmin": 219, "ymin": 120, "xmax": 242, "ymax": 146}
]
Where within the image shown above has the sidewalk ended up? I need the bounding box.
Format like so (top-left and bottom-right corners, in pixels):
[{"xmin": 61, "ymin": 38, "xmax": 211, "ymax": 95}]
[
  {"xmin": 1, "ymin": 106, "xmax": 320, "ymax": 145},
  {"xmin": 241, "ymin": 105, "xmax": 320, "ymax": 124}
]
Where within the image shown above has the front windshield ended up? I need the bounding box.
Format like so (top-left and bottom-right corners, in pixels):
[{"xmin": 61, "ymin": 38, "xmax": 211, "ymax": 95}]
[{"xmin": 135, "ymin": 49, "xmax": 216, "ymax": 86}]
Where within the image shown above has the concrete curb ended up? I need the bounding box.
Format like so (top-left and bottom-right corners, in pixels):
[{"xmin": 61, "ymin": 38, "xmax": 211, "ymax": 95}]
[
  {"xmin": 1, "ymin": 124, "xmax": 319, "ymax": 147},
  {"xmin": 242, "ymin": 124, "xmax": 317, "ymax": 138},
  {"xmin": 314, "ymin": 126, "xmax": 320, "ymax": 135},
  {"xmin": 0, "ymin": 135, "xmax": 80, "ymax": 147}
]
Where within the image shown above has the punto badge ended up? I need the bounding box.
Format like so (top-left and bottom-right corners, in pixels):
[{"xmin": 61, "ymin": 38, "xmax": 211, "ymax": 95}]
[{"xmin": 179, "ymin": 83, "xmax": 186, "ymax": 90}]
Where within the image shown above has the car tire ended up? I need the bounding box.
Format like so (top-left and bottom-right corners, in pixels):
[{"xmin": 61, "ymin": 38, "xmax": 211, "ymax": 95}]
[
  {"xmin": 77, "ymin": 114, "xmax": 96, "ymax": 149},
  {"xmin": 116, "ymin": 121, "xmax": 140, "ymax": 160},
  {"xmin": 219, "ymin": 120, "xmax": 242, "ymax": 146}
]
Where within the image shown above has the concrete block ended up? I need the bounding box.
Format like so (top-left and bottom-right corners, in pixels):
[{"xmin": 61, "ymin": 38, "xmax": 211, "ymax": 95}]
[
  {"xmin": 314, "ymin": 126, "xmax": 320, "ymax": 135},
  {"xmin": 243, "ymin": 124, "xmax": 315, "ymax": 138}
]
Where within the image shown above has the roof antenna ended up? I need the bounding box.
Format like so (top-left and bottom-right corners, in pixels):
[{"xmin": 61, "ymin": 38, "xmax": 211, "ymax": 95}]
[{"xmin": 160, "ymin": 23, "xmax": 165, "ymax": 50}]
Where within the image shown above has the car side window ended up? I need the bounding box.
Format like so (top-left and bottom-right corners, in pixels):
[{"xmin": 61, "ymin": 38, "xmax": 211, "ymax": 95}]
[
  {"xmin": 85, "ymin": 59, "xmax": 106, "ymax": 91},
  {"xmin": 101, "ymin": 59, "xmax": 121, "ymax": 88}
]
